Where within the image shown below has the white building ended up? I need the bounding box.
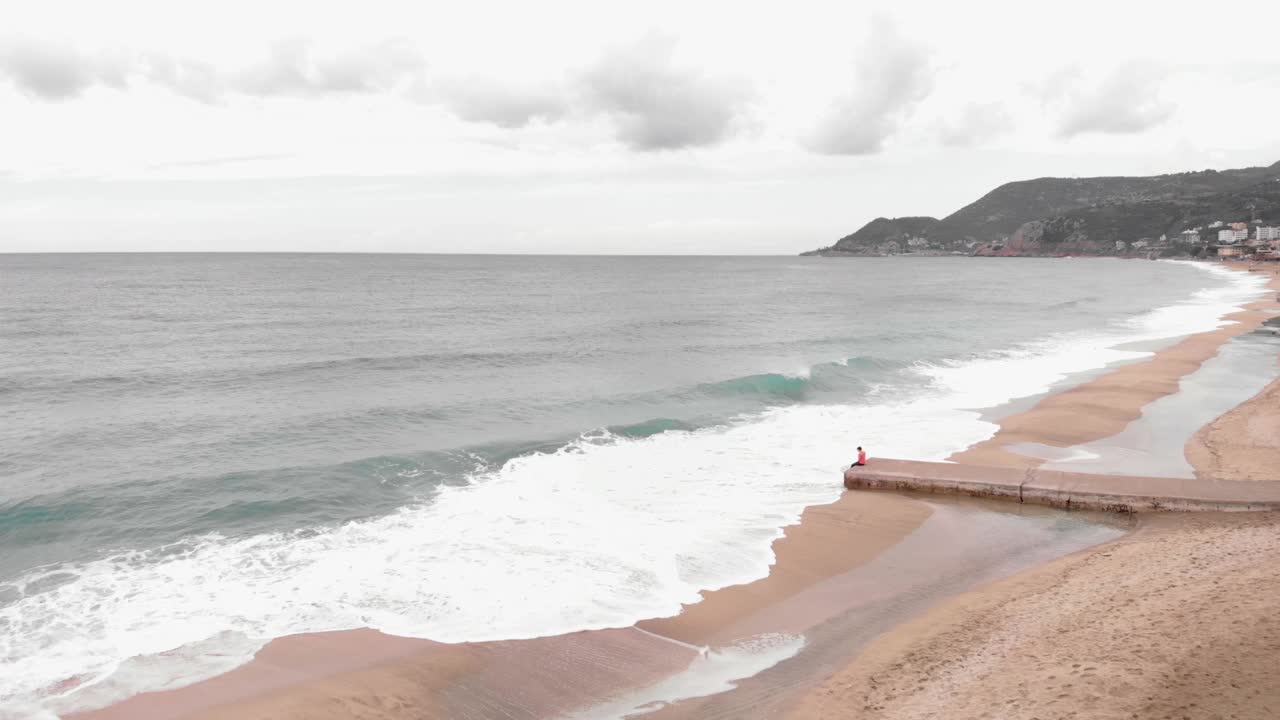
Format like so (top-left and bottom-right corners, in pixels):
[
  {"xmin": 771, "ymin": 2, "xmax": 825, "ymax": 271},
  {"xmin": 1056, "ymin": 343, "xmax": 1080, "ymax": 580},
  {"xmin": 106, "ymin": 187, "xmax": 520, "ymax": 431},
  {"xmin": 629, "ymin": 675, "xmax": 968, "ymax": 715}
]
[
  {"xmin": 1180, "ymin": 230, "xmax": 1201, "ymax": 244},
  {"xmin": 1256, "ymin": 226, "xmax": 1280, "ymax": 241},
  {"xmin": 1208, "ymin": 220, "xmax": 1224, "ymax": 229},
  {"xmin": 1219, "ymin": 228, "xmax": 1248, "ymax": 243},
  {"xmin": 906, "ymin": 236, "xmax": 929, "ymax": 248},
  {"xmin": 1115, "ymin": 240, "xmax": 1128, "ymax": 251}
]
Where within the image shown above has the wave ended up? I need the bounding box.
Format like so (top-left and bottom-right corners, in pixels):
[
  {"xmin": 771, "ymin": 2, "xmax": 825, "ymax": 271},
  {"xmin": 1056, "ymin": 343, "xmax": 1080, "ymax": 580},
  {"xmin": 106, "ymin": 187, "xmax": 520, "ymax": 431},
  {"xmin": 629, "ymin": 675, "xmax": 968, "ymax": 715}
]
[
  {"xmin": 0, "ymin": 261, "xmax": 1267, "ymax": 718},
  {"xmin": 698, "ymin": 372, "xmax": 812, "ymax": 400},
  {"xmin": 0, "ymin": 349, "xmax": 570, "ymax": 404},
  {"xmin": 1045, "ymin": 295, "xmax": 1100, "ymax": 310},
  {"xmin": 684, "ymin": 356, "xmax": 908, "ymax": 404},
  {"xmin": 607, "ymin": 417, "xmax": 696, "ymax": 438}
]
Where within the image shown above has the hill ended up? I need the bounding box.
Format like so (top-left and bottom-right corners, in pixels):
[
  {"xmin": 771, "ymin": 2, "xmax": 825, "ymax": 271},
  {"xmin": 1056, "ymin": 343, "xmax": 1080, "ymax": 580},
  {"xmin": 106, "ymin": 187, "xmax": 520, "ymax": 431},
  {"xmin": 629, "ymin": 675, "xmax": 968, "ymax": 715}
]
[
  {"xmin": 993, "ymin": 178, "xmax": 1280, "ymax": 256},
  {"xmin": 802, "ymin": 217, "xmax": 940, "ymax": 256},
  {"xmin": 804, "ymin": 161, "xmax": 1280, "ymax": 256}
]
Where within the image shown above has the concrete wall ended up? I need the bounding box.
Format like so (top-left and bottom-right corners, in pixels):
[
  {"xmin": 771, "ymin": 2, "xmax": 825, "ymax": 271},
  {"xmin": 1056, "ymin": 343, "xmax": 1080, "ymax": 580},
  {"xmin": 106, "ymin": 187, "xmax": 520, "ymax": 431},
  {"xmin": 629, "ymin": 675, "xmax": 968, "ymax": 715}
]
[{"xmin": 844, "ymin": 459, "xmax": 1280, "ymax": 513}]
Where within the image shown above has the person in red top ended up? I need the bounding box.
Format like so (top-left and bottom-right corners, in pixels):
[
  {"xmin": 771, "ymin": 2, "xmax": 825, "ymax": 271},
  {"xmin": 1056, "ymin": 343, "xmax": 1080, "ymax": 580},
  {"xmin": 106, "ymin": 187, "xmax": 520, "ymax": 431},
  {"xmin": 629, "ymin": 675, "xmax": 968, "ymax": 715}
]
[{"xmin": 852, "ymin": 447, "xmax": 867, "ymax": 467}]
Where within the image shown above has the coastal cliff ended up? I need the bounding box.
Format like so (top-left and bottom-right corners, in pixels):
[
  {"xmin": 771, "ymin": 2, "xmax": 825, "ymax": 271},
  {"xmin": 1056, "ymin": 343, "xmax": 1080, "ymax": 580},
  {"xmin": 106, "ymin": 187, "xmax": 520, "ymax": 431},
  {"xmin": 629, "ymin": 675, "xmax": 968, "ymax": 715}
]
[{"xmin": 804, "ymin": 160, "xmax": 1280, "ymax": 257}]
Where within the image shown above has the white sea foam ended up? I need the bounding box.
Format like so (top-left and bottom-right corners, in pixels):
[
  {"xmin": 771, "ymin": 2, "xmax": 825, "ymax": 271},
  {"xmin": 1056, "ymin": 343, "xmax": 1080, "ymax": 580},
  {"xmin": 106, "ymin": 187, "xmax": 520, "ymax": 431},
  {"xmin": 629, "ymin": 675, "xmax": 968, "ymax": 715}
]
[
  {"xmin": 0, "ymin": 261, "xmax": 1266, "ymax": 719},
  {"xmin": 567, "ymin": 633, "xmax": 806, "ymax": 719}
]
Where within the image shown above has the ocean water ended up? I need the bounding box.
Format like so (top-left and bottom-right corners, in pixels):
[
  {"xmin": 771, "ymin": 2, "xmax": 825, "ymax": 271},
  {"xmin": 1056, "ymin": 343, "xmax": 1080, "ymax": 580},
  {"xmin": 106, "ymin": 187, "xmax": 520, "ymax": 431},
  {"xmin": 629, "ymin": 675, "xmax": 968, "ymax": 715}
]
[{"xmin": 0, "ymin": 254, "xmax": 1267, "ymax": 717}]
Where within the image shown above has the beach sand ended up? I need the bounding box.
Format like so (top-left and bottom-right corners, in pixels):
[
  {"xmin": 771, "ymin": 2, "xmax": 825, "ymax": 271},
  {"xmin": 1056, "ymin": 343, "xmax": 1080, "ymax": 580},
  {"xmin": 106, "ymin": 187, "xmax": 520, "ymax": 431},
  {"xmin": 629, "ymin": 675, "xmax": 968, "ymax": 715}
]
[
  {"xmin": 70, "ymin": 492, "xmax": 934, "ymax": 720},
  {"xmin": 951, "ymin": 264, "xmax": 1280, "ymax": 469},
  {"xmin": 635, "ymin": 491, "xmax": 932, "ymax": 647},
  {"xmin": 1187, "ymin": 368, "xmax": 1280, "ymax": 482},
  {"xmin": 785, "ymin": 263, "xmax": 1280, "ymax": 719},
  {"xmin": 788, "ymin": 511, "xmax": 1280, "ymax": 720}
]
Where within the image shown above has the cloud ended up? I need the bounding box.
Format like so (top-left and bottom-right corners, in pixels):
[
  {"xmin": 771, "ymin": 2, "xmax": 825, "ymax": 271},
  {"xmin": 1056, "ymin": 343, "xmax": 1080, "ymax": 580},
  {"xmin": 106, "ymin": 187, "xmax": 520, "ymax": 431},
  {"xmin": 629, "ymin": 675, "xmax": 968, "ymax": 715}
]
[
  {"xmin": 0, "ymin": 37, "xmax": 425, "ymax": 103},
  {"xmin": 938, "ymin": 102, "xmax": 1013, "ymax": 147},
  {"xmin": 1051, "ymin": 63, "xmax": 1174, "ymax": 137},
  {"xmin": 0, "ymin": 38, "xmax": 127, "ymax": 100},
  {"xmin": 806, "ymin": 17, "xmax": 932, "ymax": 155},
  {"xmin": 579, "ymin": 35, "xmax": 752, "ymax": 151},
  {"xmin": 231, "ymin": 38, "xmax": 424, "ymax": 97},
  {"xmin": 435, "ymin": 79, "xmax": 567, "ymax": 128},
  {"xmin": 139, "ymin": 54, "xmax": 221, "ymax": 103}
]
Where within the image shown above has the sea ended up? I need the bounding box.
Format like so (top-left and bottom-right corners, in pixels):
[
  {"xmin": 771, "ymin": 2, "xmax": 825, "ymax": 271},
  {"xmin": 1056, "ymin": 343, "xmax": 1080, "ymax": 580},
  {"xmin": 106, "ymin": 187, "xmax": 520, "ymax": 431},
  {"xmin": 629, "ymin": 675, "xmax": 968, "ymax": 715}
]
[{"xmin": 0, "ymin": 254, "xmax": 1268, "ymax": 717}]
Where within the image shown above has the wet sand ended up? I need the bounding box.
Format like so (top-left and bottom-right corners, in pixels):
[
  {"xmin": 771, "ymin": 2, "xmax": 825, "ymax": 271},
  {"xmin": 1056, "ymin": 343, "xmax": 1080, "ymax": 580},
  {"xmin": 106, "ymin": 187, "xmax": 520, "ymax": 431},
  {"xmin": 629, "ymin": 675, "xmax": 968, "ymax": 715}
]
[
  {"xmin": 788, "ymin": 263, "xmax": 1280, "ymax": 720},
  {"xmin": 635, "ymin": 490, "xmax": 932, "ymax": 647},
  {"xmin": 69, "ymin": 494, "xmax": 1123, "ymax": 720},
  {"xmin": 790, "ymin": 512, "xmax": 1280, "ymax": 720},
  {"xmin": 71, "ymin": 493, "xmax": 936, "ymax": 720},
  {"xmin": 951, "ymin": 263, "xmax": 1280, "ymax": 469},
  {"xmin": 1188, "ymin": 359, "xmax": 1280, "ymax": 482}
]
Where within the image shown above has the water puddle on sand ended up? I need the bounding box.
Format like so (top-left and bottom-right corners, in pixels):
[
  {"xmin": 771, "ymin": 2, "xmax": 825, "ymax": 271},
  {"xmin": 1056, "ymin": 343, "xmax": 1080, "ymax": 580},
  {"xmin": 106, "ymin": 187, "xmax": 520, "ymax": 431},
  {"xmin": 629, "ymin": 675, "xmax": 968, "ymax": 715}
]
[
  {"xmin": 1034, "ymin": 332, "xmax": 1280, "ymax": 478},
  {"xmin": 565, "ymin": 633, "xmax": 806, "ymax": 720},
  {"xmin": 569, "ymin": 495, "xmax": 1129, "ymax": 720}
]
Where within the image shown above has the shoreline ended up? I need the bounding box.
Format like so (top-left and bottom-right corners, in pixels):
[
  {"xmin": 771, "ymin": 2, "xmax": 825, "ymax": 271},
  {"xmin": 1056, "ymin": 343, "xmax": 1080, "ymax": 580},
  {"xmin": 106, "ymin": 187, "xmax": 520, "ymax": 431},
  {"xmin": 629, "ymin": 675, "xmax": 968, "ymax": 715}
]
[
  {"xmin": 950, "ymin": 262, "xmax": 1280, "ymax": 470},
  {"xmin": 786, "ymin": 263, "xmax": 1280, "ymax": 718},
  {"xmin": 69, "ymin": 495, "xmax": 1124, "ymax": 720},
  {"xmin": 61, "ymin": 261, "xmax": 1280, "ymax": 720},
  {"xmin": 69, "ymin": 492, "xmax": 934, "ymax": 720}
]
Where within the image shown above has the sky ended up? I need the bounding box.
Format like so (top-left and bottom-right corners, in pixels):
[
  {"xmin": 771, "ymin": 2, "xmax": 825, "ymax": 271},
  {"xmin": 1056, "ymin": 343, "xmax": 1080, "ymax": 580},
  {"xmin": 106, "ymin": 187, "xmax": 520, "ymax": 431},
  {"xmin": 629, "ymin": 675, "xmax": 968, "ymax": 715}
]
[{"xmin": 2, "ymin": 0, "xmax": 1280, "ymax": 254}]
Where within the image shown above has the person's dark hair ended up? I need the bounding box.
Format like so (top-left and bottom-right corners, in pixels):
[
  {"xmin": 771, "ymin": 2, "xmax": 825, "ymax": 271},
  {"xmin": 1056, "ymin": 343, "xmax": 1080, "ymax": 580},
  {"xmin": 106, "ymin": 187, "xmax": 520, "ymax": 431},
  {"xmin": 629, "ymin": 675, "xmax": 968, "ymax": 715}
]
[{"xmin": 857, "ymin": 446, "xmax": 862, "ymax": 450}]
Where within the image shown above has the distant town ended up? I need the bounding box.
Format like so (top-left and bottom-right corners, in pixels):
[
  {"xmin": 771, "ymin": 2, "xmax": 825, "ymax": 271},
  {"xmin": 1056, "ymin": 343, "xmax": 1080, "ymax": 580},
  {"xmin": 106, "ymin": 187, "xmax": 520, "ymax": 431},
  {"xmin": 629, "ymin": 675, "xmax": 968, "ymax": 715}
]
[
  {"xmin": 975, "ymin": 219, "xmax": 1280, "ymax": 260},
  {"xmin": 851, "ymin": 219, "xmax": 1280, "ymax": 260}
]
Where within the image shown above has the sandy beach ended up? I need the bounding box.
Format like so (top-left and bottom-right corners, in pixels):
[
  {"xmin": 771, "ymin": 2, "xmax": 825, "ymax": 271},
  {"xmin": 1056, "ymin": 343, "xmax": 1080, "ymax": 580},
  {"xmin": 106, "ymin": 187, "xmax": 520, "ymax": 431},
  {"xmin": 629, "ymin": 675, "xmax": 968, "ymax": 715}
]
[
  {"xmin": 789, "ymin": 511, "xmax": 1280, "ymax": 720},
  {"xmin": 66, "ymin": 262, "xmax": 1280, "ymax": 720},
  {"xmin": 952, "ymin": 264, "xmax": 1280, "ymax": 469},
  {"xmin": 70, "ymin": 486, "xmax": 1121, "ymax": 720},
  {"xmin": 72, "ymin": 493, "xmax": 944, "ymax": 720},
  {"xmin": 1188, "ymin": 360, "xmax": 1280, "ymax": 481},
  {"xmin": 788, "ymin": 262, "xmax": 1280, "ymax": 719}
]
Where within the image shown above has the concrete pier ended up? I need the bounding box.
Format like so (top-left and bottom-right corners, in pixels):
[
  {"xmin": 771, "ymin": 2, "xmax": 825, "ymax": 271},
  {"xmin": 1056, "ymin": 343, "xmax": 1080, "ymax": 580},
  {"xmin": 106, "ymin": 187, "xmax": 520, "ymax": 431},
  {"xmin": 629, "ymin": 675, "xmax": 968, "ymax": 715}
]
[{"xmin": 844, "ymin": 459, "xmax": 1280, "ymax": 513}]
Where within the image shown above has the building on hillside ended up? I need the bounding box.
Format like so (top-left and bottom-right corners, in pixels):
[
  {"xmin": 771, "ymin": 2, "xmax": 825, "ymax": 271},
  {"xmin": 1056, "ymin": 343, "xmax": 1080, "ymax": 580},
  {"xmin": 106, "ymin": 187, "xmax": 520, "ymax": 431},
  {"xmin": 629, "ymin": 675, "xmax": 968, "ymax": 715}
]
[
  {"xmin": 1180, "ymin": 230, "xmax": 1201, "ymax": 244},
  {"xmin": 1219, "ymin": 228, "xmax": 1248, "ymax": 243},
  {"xmin": 1131, "ymin": 239, "xmax": 1150, "ymax": 250},
  {"xmin": 1218, "ymin": 246, "xmax": 1245, "ymax": 258},
  {"xmin": 1230, "ymin": 222, "xmax": 1249, "ymax": 231},
  {"xmin": 1208, "ymin": 220, "xmax": 1224, "ymax": 229},
  {"xmin": 906, "ymin": 236, "xmax": 929, "ymax": 248},
  {"xmin": 1256, "ymin": 226, "xmax": 1280, "ymax": 241},
  {"xmin": 1115, "ymin": 240, "xmax": 1128, "ymax": 252}
]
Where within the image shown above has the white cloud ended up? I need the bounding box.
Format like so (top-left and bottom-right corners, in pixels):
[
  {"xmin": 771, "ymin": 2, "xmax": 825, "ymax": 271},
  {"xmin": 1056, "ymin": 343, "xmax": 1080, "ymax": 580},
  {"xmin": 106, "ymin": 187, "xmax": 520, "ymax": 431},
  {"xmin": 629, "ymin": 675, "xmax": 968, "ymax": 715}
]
[
  {"xmin": 1051, "ymin": 63, "xmax": 1174, "ymax": 138},
  {"xmin": 578, "ymin": 34, "xmax": 753, "ymax": 151},
  {"xmin": 230, "ymin": 38, "xmax": 425, "ymax": 97},
  {"xmin": 806, "ymin": 16, "xmax": 932, "ymax": 155},
  {"xmin": 0, "ymin": 36, "xmax": 426, "ymax": 103},
  {"xmin": 0, "ymin": 38, "xmax": 128, "ymax": 100},
  {"xmin": 434, "ymin": 78, "xmax": 567, "ymax": 128},
  {"xmin": 937, "ymin": 102, "xmax": 1013, "ymax": 147}
]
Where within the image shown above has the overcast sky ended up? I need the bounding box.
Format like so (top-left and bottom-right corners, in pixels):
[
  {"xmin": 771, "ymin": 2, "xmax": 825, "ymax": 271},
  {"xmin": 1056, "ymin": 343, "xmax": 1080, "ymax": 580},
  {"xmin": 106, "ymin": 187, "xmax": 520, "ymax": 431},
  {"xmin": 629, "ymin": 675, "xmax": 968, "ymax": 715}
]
[{"xmin": 3, "ymin": 0, "xmax": 1280, "ymax": 254}]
